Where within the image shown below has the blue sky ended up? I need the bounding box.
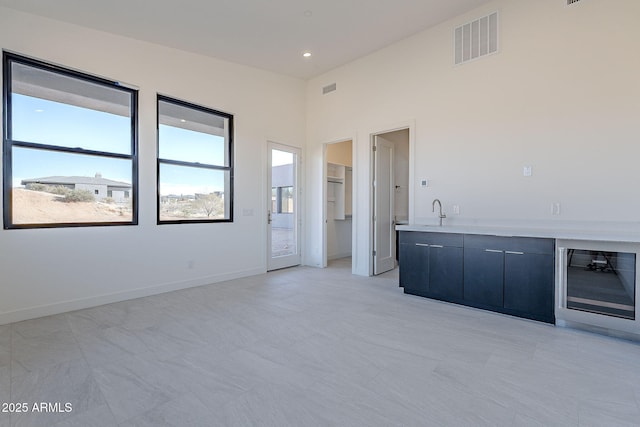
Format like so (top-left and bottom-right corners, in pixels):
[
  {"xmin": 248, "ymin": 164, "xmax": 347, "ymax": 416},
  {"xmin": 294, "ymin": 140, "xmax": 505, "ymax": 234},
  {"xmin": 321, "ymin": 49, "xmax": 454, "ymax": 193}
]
[
  {"xmin": 158, "ymin": 125, "xmax": 226, "ymax": 195},
  {"xmin": 272, "ymin": 149, "xmax": 293, "ymax": 167},
  {"xmin": 158, "ymin": 125, "xmax": 224, "ymax": 166},
  {"xmin": 11, "ymin": 94, "xmax": 228, "ymax": 195},
  {"xmin": 12, "ymin": 94, "xmax": 131, "ymax": 155}
]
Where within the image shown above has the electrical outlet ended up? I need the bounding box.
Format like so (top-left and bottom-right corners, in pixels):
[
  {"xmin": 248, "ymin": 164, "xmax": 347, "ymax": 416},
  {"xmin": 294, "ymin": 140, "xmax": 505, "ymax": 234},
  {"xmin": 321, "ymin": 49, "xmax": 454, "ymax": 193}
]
[
  {"xmin": 551, "ymin": 203, "xmax": 561, "ymax": 215},
  {"xmin": 420, "ymin": 179, "xmax": 428, "ymax": 188},
  {"xmin": 523, "ymin": 166, "xmax": 532, "ymax": 177},
  {"xmin": 453, "ymin": 205, "xmax": 460, "ymax": 215}
]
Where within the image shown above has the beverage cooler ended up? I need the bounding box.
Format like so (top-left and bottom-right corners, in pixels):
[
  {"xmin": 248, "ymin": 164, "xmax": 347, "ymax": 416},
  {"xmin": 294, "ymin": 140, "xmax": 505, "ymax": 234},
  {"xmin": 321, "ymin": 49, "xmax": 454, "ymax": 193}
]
[{"xmin": 556, "ymin": 239, "xmax": 639, "ymax": 339}]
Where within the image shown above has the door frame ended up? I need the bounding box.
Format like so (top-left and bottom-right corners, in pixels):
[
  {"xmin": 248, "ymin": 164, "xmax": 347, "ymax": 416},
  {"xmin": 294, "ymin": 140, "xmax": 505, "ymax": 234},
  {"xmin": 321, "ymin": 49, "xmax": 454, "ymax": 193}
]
[
  {"xmin": 372, "ymin": 134, "xmax": 396, "ymax": 275},
  {"xmin": 369, "ymin": 122, "xmax": 415, "ymax": 276},
  {"xmin": 267, "ymin": 141, "xmax": 302, "ymax": 271},
  {"xmin": 322, "ymin": 138, "xmax": 356, "ymax": 270}
]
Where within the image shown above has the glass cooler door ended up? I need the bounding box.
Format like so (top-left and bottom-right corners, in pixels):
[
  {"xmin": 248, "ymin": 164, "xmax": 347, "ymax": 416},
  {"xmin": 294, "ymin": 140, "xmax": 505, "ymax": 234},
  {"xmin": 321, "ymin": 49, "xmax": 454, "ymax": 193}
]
[{"xmin": 566, "ymin": 249, "xmax": 635, "ymax": 320}]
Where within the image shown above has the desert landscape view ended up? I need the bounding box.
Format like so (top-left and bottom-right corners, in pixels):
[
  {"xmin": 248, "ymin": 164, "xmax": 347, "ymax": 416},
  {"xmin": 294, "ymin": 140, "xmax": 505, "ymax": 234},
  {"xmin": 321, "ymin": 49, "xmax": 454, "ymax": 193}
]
[
  {"xmin": 11, "ymin": 187, "xmax": 226, "ymax": 224},
  {"xmin": 12, "ymin": 188, "xmax": 132, "ymax": 224}
]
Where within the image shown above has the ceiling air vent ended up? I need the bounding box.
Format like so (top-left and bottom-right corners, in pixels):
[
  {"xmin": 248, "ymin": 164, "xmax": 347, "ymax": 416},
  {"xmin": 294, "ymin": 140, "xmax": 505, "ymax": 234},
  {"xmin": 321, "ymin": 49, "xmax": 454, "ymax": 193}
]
[
  {"xmin": 454, "ymin": 11, "xmax": 498, "ymax": 65},
  {"xmin": 322, "ymin": 83, "xmax": 336, "ymax": 95},
  {"xmin": 567, "ymin": 0, "xmax": 582, "ymax": 5}
]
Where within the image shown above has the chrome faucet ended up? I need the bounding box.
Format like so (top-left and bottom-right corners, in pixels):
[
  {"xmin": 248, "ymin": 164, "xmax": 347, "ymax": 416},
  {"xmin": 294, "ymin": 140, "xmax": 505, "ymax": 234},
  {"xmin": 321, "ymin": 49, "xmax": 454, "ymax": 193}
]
[{"xmin": 432, "ymin": 199, "xmax": 446, "ymax": 226}]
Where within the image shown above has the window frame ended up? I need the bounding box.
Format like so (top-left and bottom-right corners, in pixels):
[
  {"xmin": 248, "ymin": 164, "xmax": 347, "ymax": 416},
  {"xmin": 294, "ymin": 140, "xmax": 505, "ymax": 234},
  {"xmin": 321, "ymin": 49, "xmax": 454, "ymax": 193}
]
[
  {"xmin": 2, "ymin": 52, "xmax": 139, "ymax": 229},
  {"xmin": 156, "ymin": 94, "xmax": 234, "ymax": 224}
]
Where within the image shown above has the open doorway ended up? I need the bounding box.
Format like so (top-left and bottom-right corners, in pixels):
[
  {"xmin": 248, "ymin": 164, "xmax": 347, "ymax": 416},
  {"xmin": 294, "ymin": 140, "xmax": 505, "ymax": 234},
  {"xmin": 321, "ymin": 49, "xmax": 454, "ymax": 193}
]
[
  {"xmin": 324, "ymin": 140, "xmax": 353, "ymax": 268},
  {"xmin": 371, "ymin": 129, "xmax": 410, "ymax": 275}
]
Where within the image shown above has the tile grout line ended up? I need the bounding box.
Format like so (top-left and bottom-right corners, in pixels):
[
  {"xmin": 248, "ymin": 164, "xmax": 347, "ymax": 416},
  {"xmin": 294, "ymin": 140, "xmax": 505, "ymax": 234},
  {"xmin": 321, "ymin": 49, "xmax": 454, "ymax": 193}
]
[
  {"xmin": 63, "ymin": 313, "xmax": 119, "ymax": 426},
  {"xmin": 2, "ymin": 262, "xmax": 639, "ymax": 425}
]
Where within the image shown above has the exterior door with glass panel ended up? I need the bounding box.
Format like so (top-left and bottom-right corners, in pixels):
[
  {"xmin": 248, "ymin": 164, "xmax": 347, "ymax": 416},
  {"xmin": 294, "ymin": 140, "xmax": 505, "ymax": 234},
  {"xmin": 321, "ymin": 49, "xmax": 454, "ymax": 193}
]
[{"xmin": 268, "ymin": 143, "xmax": 301, "ymax": 270}]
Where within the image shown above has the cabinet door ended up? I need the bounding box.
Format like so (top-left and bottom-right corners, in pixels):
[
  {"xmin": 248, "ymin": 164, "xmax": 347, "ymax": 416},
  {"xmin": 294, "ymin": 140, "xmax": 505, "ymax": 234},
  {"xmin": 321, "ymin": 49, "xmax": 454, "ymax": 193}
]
[
  {"xmin": 399, "ymin": 243, "xmax": 429, "ymax": 296},
  {"xmin": 464, "ymin": 248, "xmax": 504, "ymax": 307},
  {"xmin": 429, "ymin": 246, "xmax": 463, "ymax": 301},
  {"xmin": 504, "ymin": 252, "xmax": 555, "ymax": 322}
]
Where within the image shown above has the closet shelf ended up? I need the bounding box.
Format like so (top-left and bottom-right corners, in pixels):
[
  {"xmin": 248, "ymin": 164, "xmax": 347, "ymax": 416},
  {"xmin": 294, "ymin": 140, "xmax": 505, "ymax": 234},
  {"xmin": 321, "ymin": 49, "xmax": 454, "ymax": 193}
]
[{"xmin": 327, "ymin": 162, "xmax": 351, "ymax": 220}]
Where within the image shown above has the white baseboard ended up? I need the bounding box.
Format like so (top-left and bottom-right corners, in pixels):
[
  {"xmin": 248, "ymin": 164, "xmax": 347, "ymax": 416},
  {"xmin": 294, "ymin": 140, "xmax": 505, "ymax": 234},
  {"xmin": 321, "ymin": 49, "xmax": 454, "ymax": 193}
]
[{"xmin": 0, "ymin": 267, "xmax": 265, "ymax": 325}]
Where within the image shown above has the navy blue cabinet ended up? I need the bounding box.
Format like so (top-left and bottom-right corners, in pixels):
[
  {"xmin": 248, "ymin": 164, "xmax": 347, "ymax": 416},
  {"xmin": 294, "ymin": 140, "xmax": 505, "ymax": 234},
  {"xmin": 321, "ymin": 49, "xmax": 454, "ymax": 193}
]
[
  {"xmin": 398, "ymin": 232, "xmax": 463, "ymax": 300},
  {"xmin": 464, "ymin": 234, "xmax": 555, "ymax": 323},
  {"xmin": 399, "ymin": 241, "xmax": 429, "ymax": 296},
  {"xmin": 398, "ymin": 231, "xmax": 555, "ymax": 324},
  {"xmin": 503, "ymin": 251, "xmax": 555, "ymax": 323},
  {"xmin": 429, "ymin": 245, "xmax": 464, "ymax": 301},
  {"xmin": 463, "ymin": 247, "xmax": 504, "ymax": 308}
]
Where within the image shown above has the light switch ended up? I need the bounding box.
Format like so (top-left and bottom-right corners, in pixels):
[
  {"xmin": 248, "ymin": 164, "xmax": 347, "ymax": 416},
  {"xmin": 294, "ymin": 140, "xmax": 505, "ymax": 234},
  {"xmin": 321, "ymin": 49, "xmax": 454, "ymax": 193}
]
[
  {"xmin": 420, "ymin": 179, "xmax": 428, "ymax": 188},
  {"xmin": 523, "ymin": 166, "xmax": 532, "ymax": 177}
]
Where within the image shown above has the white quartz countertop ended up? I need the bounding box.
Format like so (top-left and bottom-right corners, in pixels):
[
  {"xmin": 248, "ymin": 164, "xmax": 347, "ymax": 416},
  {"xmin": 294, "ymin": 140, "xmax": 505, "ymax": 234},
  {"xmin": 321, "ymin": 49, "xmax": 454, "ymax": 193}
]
[{"xmin": 395, "ymin": 224, "xmax": 640, "ymax": 243}]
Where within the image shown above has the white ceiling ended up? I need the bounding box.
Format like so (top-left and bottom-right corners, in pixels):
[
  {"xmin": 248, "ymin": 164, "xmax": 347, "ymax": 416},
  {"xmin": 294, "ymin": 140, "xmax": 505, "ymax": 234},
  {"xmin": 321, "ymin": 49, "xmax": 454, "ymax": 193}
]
[{"xmin": 0, "ymin": 0, "xmax": 491, "ymax": 80}]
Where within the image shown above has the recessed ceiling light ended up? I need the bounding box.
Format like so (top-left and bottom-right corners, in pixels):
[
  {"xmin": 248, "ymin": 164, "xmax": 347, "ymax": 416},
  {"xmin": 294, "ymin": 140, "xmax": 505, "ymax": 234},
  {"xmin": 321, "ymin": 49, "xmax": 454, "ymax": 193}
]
[
  {"xmin": 304, "ymin": 10, "xmax": 313, "ymax": 17},
  {"xmin": 303, "ymin": 52, "xmax": 312, "ymax": 58},
  {"xmin": 35, "ymin": 109, "xmax": 44, "ymax": 113},
  {"xmin": 180, "ymin": 119, "xmax": 186, "ymax": 123}
]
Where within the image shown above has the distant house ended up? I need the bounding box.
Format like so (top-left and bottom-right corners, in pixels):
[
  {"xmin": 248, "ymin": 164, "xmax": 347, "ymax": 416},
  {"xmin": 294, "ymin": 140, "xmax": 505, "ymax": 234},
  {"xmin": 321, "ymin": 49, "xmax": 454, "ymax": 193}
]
[
  {"xmin": 160, "ymin": 192, "xmax": 224, "ymax": 204},
  {"xmin": 195, "ymin": 191, "xmax": 223, "ymax": 200},
  {"xmin": 160, "ymin": 194, "xmax": 195, "ymax": 204},
  {"xmin": 21, "ymin": 173, "xmax": 132, "ymax": 203}
]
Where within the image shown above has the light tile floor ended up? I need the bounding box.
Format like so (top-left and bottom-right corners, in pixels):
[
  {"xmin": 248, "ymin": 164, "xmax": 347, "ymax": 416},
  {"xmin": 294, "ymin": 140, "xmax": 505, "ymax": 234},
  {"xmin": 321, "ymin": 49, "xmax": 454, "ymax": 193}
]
[{"xmin": 1, "ymin": 258, "xmax": 640, "ymax": 426}]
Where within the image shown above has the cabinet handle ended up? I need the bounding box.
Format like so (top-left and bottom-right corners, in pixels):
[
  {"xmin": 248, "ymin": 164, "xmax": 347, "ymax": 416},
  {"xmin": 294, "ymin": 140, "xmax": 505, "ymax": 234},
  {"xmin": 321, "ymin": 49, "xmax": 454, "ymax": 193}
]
[
  {"xmin": 485, "ymin": 249, "xmax": 503, "ymax": 253},
  {"xmin": 430, "ymin": 245, "xmax": 444, "ymax": 248},
  {"xmin": 505, "ymin": 251, "xmax": 524, "ymax": 255},
  {"xmin": 415, "ymin": 243, "xmax": 430, "ymax": 247}
]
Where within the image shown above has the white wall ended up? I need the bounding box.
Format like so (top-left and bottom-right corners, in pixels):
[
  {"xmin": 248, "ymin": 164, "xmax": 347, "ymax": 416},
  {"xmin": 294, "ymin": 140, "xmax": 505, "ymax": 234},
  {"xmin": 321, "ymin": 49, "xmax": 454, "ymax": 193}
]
[
  {"xmin": 3, "ymin": 0, "xmax": 640, "ymax": 318},
  {"xmin": 326, "ymin": 140, "xmax": 353, "ymax": 167},
  {"xmin": 0, "ymin": 8, "xmax": 306, "ymax": 324},
  {"xmin": 305, "ymin": 0, "xmax": 640, "ymax": 274}
]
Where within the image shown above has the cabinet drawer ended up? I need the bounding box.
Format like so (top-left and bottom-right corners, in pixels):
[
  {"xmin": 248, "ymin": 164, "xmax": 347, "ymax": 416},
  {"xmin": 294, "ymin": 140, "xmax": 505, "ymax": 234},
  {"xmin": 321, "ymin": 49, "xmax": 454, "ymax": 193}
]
[
  {"xmin": 398, "ymin": 231, "xmax": 463, "ymax": 248},
  {"xmin": 463, "ymin": 234, "xmax": 554, "ymax": 255},
  {"xmin": 503, "ymin": 237, "xmax": 554, "ymax": 254}
]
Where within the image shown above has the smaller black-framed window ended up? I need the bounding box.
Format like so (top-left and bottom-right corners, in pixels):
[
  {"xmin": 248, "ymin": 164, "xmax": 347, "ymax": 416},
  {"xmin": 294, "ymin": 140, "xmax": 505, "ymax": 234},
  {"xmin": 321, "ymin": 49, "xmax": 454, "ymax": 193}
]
[
  {"xmin": 2, "ymin": 52, "xmax": 138, "ymax": 229},
  {"xmin": 157, "ymin": 95, "xmax": 233, "ymax": 223}
]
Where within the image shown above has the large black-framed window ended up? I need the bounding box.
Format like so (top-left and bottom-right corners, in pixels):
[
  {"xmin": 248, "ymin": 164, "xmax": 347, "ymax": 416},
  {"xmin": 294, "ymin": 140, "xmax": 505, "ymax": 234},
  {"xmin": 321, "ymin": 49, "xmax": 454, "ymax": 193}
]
[
  {"xmin": 157, "ymin": 95, "xmax": 233, "ymax": 224},
  {"xmin": 2, "ymin": 52, "xmax": 138, "ymax": 229}
]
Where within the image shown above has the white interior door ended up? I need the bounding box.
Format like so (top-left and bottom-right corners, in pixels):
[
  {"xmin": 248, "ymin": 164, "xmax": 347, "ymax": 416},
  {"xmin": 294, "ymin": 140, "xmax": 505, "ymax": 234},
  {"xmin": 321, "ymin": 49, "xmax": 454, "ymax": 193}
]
[
  {"xmin": 373, "ymin": 136, "xmax": 395, "ymax": 275},
  {"xmin": 268, "ymin": 143, "xmax": 301, "ymax": 271}
]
